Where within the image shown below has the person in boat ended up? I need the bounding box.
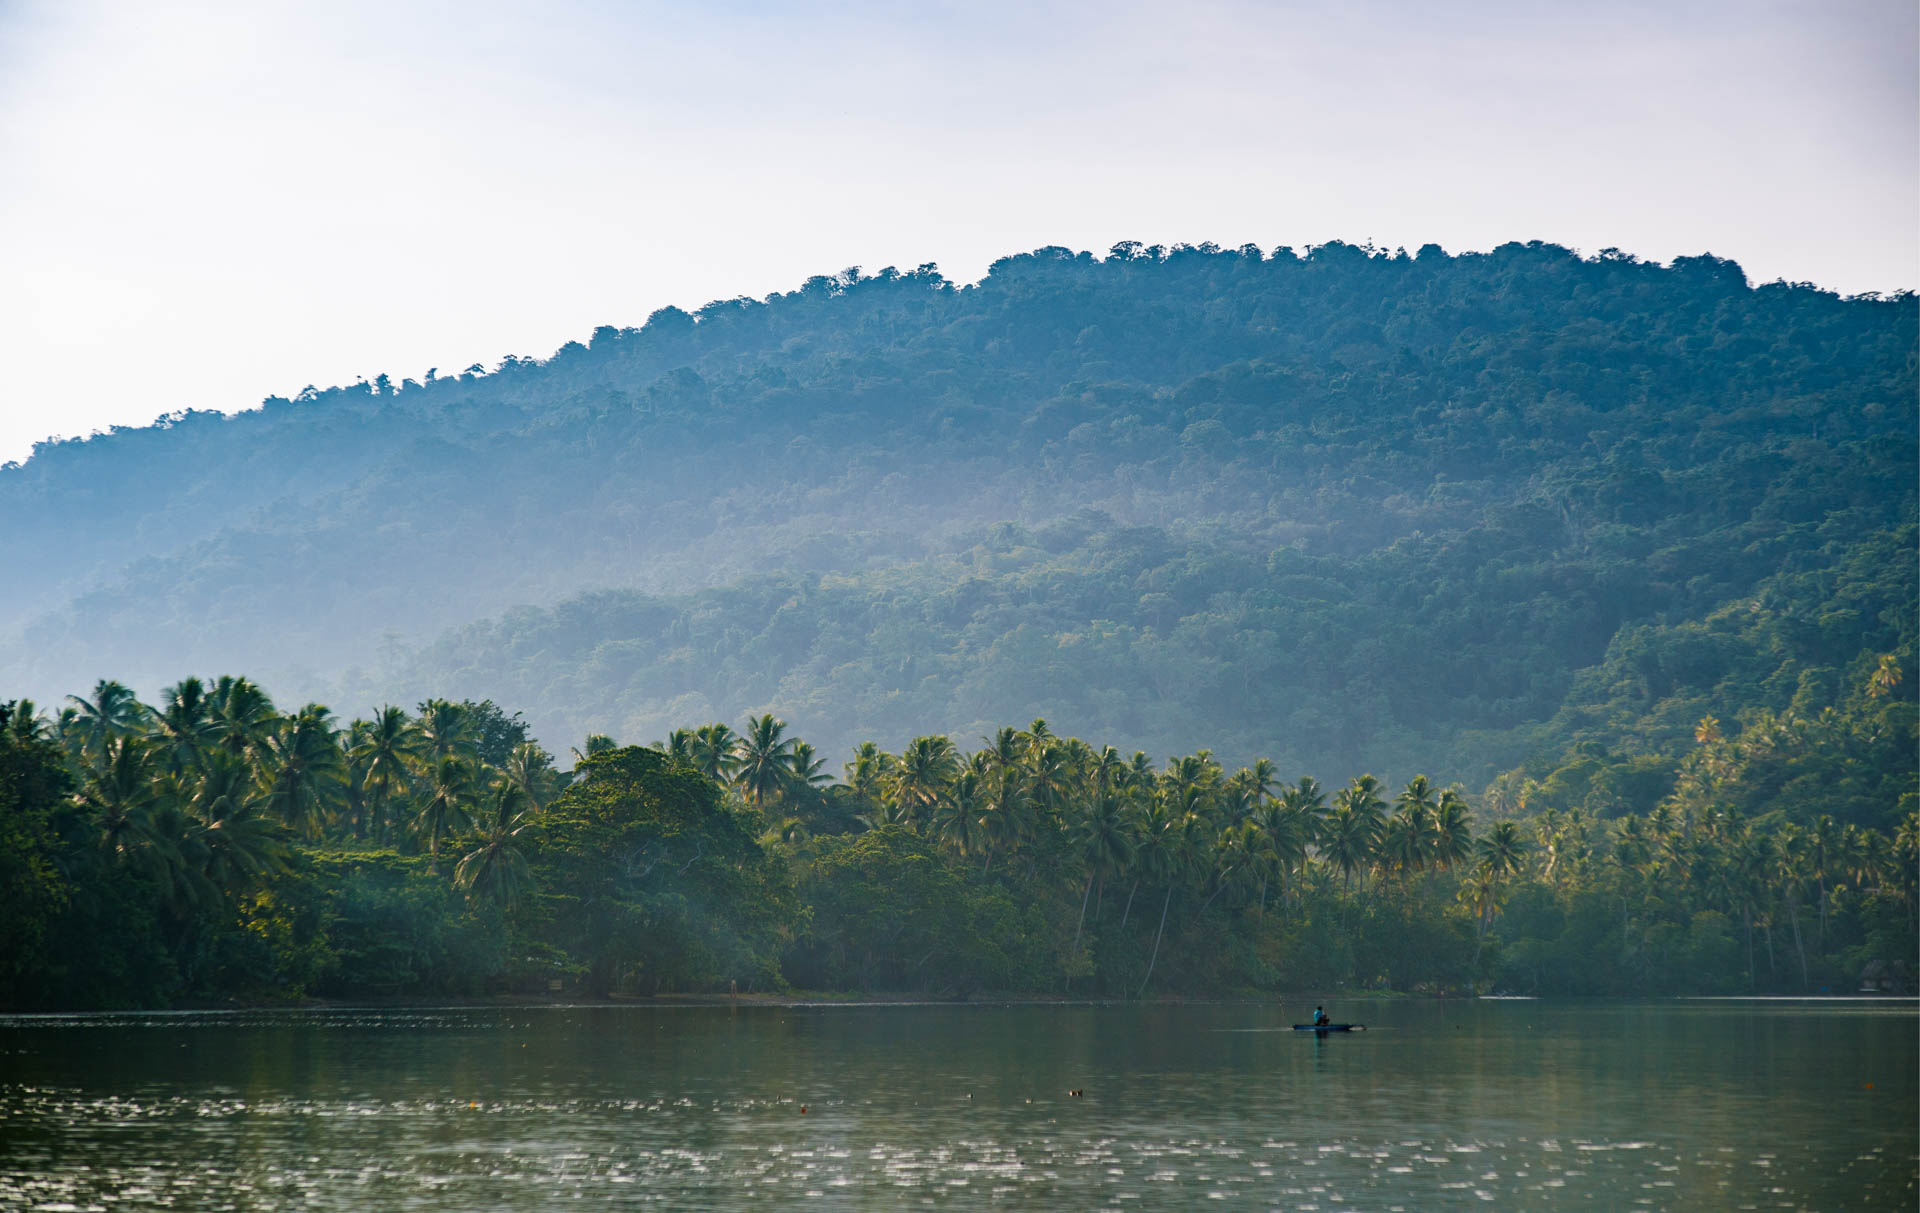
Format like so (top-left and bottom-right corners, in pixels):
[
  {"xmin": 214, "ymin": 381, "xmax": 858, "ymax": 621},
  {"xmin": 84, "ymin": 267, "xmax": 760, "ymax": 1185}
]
[{"xmin": 1312, "ymin": 1006, "xmax": 1329, "ymax": 1026}]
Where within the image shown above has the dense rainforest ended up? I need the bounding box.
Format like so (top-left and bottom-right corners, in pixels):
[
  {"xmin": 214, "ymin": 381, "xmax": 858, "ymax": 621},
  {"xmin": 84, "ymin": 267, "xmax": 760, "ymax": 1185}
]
[
  {"xmin": 3, "ymin": 239, "xmax": 1914, "ymax": 1007},
  {"xmin": 3, "ymin": 241, "xmax": 1914, "ymax": 784},
  {"xmin": 0, "ymin": 661, "xmax": 1912, "ymax": 1010}
]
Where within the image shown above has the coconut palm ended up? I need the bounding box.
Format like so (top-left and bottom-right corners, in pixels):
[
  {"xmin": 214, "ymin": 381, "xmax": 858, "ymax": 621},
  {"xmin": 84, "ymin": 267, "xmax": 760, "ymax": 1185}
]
[
  {"xmin": 497, "ymin": 740, "xmax": 559, "ymax": 812},
  {"xmin": 259, "ymin": 704, "xmax": 347, "ymax": 839},
  {"xmin": 788, "ymin": 741, "xmax": 831, "ymax": 792},
  {"xmin": 76, "ymin": 733, "xmax": 165, "ymax": 862},
  {"xmin": 888, "ymin": 735, "xmax": 959, "ymax": 826},
  {"xmin": 1134, "ymin": 791, "xmax": 1197, "ymax": 995},
  {"xmin": 660, "ymin": 728, "xmax": 694, "ymax": 764},
  {"xmin": 456, "ymin": 778, "xmax": 536, "ymax": 910},
  {"xmin": 976, "ymin": 765, "xmax": 1028, "ymax": 873},
  {"xmin": 981, "ymin": 727, "xmax": 1023, "ymax": 774},
  {"xmin": 733, "ymin": 713, "xmax": 796, "ymax": 809},
  {"xmin": 1322, "ymin": 776, "xmax": 1387, "ymax": 889},
  {"xmin": 845, "ymin": 741, "xmax": 893, "ymax": 803},
  {"xmin": 1431, "ymin": 789, "xmax": 1474, "ymax": 872},
  {"xmin": 932, "ymin": 768, "xmax": 986, "ymax": 858},
  {"xmin": 189, "ymin": 749, "xmax": 287, "ymax": 894},
  {"xmin": 349, "ymin": 706, "xmax": 423, "ymax": 845},
  {"xmin": 1024, "ymin": 744, "xmax": 1074, "ymax": 831},
  {"xmin": 150, "ymin": 677, "xmax": 218, "ymax": 779},
  {"xmin": 1089, "ymin": 744, "xmax": 1128, "ymax": 797},
  {"xmin": 689, "ymin": 722, "xmax": 739, "ymax": 784},
  {"xmin": 3, "ymin": 699, "xmax": 51, "ymax": 744},
  {"xmin": 1477, "ymin": 819, "xmax": 1529, "ymax": 881},
  {"xmin": 66, "ymin": 678, "xmax": 144, "ymax": 763},
  {"xmin": 1250, "ymin": 795, "xmax": 1309, "ymax": 913},
  {"xmin": 1281, "ymin": 777, "xmax": 1329, "ymax": 846},
  {"xmin": 413, "ymin": 755, "xmax": 476, "ymax": 874},
  {"xmin": 1070, "ymin": 789, "xmax": 1137, "ymax": 947},
  {"xmin": 416, "ymin": 698, "xmax": 477, "ymax": 766},
  {"xmin": 210, "ymin": 675, "xmax": 278, "ymax": 764}
]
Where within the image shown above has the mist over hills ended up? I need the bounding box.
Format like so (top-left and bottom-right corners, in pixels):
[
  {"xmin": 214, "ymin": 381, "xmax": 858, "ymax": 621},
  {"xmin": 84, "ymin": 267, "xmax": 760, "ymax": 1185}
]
[{"xmin": 5, "ymin": 240, "xmax": 1914, "ymax": 787}]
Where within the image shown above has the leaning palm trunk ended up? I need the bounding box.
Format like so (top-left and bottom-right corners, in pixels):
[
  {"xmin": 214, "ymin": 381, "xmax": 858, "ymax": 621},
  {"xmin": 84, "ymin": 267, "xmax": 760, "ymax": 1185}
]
[
  {"xmin": 1786, "ymin": 898, "xmax": 1809, "ymax": 988},
  {"xmin": 1137, "ymin": 885, "xmax": 1174, "ymax": 996},
  {"xmin": 1743, "ymin": 907, "xmax": 1754, "ymax": 990},
  {"xmin": 1071, "ymin": 873, "xmax": 1094, "ymax": 956},
  {"xmin": 1118, "ymin": 880, "xmax": 1138, "ymax": 929}
]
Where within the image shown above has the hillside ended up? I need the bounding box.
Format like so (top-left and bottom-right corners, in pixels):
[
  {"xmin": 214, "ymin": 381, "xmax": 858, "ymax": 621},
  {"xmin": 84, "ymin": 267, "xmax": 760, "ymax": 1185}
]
[{"xmin": 5, "ymin": 240, "xmax": 1915, "ymax": 782}]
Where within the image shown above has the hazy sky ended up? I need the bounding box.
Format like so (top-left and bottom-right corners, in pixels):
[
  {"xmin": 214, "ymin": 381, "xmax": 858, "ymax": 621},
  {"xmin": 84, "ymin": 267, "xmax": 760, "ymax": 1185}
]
[{"xmin": 2, "ymin": 0, "xmax": 1913, "ymax": 465}]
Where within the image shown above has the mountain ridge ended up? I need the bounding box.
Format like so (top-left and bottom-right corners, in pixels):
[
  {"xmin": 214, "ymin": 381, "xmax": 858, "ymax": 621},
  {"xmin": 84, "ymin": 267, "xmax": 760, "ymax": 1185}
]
[{"xmin": 6, "ymin": 239, "xmax": 1914, "ymax": 783}]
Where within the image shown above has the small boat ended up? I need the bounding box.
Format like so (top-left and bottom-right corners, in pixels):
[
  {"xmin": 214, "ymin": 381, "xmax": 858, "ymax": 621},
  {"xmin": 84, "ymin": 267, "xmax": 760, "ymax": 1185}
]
[{"xmin": 1291, "ymin": 1023, "xmax": 1364, "ymax": 1032}]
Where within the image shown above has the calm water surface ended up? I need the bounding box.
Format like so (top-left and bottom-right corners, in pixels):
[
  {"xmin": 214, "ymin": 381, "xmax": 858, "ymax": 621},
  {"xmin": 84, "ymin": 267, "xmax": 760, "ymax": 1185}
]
[{"xmin": 0, "ymin": 999, "xmax": 1912, "ymax": 1210}]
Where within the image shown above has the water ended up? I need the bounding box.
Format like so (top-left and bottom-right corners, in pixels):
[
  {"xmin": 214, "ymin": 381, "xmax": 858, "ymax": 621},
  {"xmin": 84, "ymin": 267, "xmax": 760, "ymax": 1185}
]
[{"xmin": 0, "ymin": 999, "xmax": 1912, "ymax": 1210}]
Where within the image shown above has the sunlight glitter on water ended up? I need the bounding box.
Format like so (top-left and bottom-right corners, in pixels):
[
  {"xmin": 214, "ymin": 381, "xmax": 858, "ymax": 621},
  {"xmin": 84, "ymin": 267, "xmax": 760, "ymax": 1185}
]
[{"xmin": 1, "ymin": 1001, "xmax": 1914, "ymax": 1211}]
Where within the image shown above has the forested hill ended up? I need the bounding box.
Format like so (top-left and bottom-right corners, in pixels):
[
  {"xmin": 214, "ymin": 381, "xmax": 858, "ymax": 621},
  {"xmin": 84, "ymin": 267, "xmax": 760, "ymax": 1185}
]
[{"xmin": 5, "ymin": 241, "xmax": 1915, "ymax": 783}]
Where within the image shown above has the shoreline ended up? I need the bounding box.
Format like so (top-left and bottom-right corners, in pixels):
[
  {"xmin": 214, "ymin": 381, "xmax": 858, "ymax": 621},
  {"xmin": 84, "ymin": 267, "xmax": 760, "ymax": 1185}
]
[{"xmin": 5, "ymin": 990, "xmax": 1914, "ymax": 1016}]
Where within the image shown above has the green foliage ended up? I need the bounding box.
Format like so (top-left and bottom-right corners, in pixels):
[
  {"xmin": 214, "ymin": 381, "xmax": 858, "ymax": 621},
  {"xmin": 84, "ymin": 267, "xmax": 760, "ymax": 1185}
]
[
  {"xmin": 4, "ymin": 244, "xmax": 1911, "ymax": 791},
  {"xmin": 0, "ymin": 675, "xmax": 1913, "ymax": 1008},
  {"xmin": 786, "ymin": 825, "xmax": 1050, "ymax": 993},
  {"xmin": 2, "ymin": 241, "xmax": 1915, "ymax": 1007},
  {"xmin": 531, "ymin": 746, "xmax": 795, "ymax": 994}
]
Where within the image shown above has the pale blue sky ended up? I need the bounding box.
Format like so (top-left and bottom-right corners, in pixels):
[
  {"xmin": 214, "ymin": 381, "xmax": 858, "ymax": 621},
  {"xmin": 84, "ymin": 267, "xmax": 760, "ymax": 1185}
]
[{"xmin": 2, "ymin": 0, "xmax": 1913, "ymax": 464}]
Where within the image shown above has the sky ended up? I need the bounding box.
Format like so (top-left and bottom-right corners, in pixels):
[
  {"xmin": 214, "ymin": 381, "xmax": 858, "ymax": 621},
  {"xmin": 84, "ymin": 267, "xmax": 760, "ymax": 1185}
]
[{"xmin": 1, "ymin": 0, "xmax": 1914, "ymax": 466}]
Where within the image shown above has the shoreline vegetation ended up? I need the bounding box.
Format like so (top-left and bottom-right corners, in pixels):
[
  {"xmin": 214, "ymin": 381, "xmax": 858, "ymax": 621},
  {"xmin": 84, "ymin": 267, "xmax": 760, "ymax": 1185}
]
[{"xmin": 3, "ymin": 669, "xmax": 1913, "ymax": 1012}]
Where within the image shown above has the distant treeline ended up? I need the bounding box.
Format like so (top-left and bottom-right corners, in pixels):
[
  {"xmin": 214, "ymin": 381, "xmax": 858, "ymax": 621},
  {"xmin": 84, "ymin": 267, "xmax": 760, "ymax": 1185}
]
[
  {"xmin": 4, "ymin": 665, "xmax": 1912, "ymax": 1010},
  {"xmin": 5, "ymin": 241, "xmax": 1913, "ymax": 785}
]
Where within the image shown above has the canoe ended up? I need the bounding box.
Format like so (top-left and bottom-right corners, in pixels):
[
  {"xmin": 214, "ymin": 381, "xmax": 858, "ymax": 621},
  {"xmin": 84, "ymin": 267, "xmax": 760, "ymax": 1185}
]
[{"xmin": 1291, "ymin": 1023, "xmax": 1364, "ymax": 1032}]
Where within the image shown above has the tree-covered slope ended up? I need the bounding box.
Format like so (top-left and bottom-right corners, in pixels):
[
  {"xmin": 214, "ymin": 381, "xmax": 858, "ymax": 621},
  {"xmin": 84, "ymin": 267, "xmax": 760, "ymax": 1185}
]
[{"xmin": 5, "ymin": 241, "xmax": 1914, "ymax": 779}]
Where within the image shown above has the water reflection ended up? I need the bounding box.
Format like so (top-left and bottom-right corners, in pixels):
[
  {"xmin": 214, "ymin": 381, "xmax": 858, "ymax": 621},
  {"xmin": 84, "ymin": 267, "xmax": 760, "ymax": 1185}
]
[{"xmin": 1, "ymin": 1000, "xmax": 1912, "ymax": 1210}]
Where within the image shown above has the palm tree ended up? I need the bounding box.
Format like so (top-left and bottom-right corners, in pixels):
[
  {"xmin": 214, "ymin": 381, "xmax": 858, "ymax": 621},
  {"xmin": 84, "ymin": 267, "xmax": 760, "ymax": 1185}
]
[
  {"xmin": 1772, "ymin": 824, "xmax": 1817, "ymax": 987},
  {"xmin": 932, "ymin": 768, "xmax": 986, "ymax": 858},
  {"xmin": 1134, "ymin": 791, "xmax": 1197, "ymax": 996},
  {"xmin": 210, "ymin": 675, "xmax": 278, "ymax": 764},
  {"xmin": 1322, "ymin": 776, "xmax": 1387, "ymax": 890},
  {"xmin": 1070, "ymin": 789, "xmax": 1137, "ymax": 949},
  {"xmin": 689, "ymin": 722, "xmax": 739, "ymax": 784},
  {"xmin": 259, "ymin": 704, "xmax": 347, "ymax": 839},
  {"xmin": 1127, "ymin": 751, "xmax": 1157, "ymax": 788},
  {"xmin": 3, "ymin": 699, "xmax": 51, "ymax": 744},
  {"xmin": 1477, "ymin": 819, "xmax": 1529, "ymax": 882},
  {"xmin": 413, "ymin": 755, "xmax": 475, "ymax": 874},
  {"xmin": 660, "ymin": 728, "xmax": 694, "ymax": 765},
  {"xmin": 888, "ymin": 735, "xmax": 959, "ymax": 826},
  {"xmin": 976, "ymin": 764, "xmax": 1029, "ymax": 873},
  {"xmin": 189, "ymin": 750, "xmax": 288, "ymax": 895},
  {"xmin": 1021, "ymin": 718, "xmax": 1054, "ymax": 760},
  {"xmin": 416, "ymin": 698, "xmax": 477, "ymax": 766},
  {"xmin": 787, "ymin": 741, "xmax": 831, "ymax": 793},
  {"xmin": 150, "ymin": 677, "xmax": 217, "ymax": 779},
  {"xmin": 1379, "ymin": 815, "xmax": 1420, "ymax": 883},
  {"xmin": 66, "ymin": 678, "xmax": 144, "ymax": 763},
  {"xmin": 1250, "ymin": 795, "xmax": 1309, "ymax": 913},
  {"xmin": 732, "ymin": 713, "xmax": 796, "ymax": 809},
  {"xmin": 845, "ymin": 741, "xmax": 893, "ymax": 803},
  {"xmin": 981, "ymin": 727, "xmax": 1023, "ymax": 774},
  {"xmin": 1431, "ymin": 789, "xmax": 1474, "ymax": 872},
  {"xmin": 1024, "ymin": 743, "xmax": 1074, "ymax": 833},
  {"xmin": 1245, "ymin": 757, "xmax": 1279, "ymax": 804},
  {"xmin": 349, "ymin": 706, "xmax": 423, "ymax": 845},
  {"xmin": 1282, "ymin": 777, "xmax": 1329, "ymax": 846},
  {"xmin": 456, "ymin": 778, "xmax": 536, "ymax": 909},
  {"xmin": 77, "ymin": 733, "xmax": 165, "ymax": 863},
  {"xmin": 497, "ymin": 740, "xmax": 559, "ymax": 812},
  {"xmin": 1394, "ymin": 776, "xmax": 1438, "ymax": 863},
  {"xmin": 1807, "ymin": 814, "xmax": 1838, "ymax": 945},
  {"xmin": 1089, "ymin": 745, "xmax": 1128, "ymax": 797}
]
